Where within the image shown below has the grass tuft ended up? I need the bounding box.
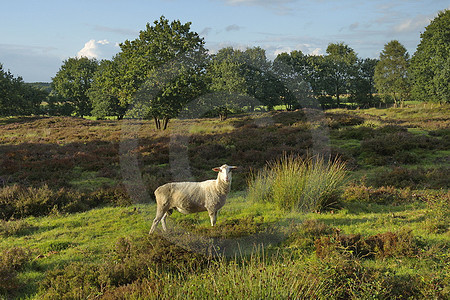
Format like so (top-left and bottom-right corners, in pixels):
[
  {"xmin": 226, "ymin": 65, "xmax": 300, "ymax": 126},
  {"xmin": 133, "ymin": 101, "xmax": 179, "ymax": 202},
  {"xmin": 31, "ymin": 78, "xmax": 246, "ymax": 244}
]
[{"xmin": 248, "ymin": 155, "xmax": 348, "ymax": 212}]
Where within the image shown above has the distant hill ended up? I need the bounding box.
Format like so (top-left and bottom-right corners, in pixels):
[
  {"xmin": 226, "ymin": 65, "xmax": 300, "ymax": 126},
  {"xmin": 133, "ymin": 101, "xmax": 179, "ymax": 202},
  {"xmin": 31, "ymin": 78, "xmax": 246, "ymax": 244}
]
[{"xmin": 26, "ymin": 82, "xmax": 52, "ymax": 93}]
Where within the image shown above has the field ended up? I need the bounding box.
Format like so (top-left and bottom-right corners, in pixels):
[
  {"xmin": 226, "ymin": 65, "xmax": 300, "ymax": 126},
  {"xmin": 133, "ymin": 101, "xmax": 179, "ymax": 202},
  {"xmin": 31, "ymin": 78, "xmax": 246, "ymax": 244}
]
[{"xmin": 1, "ymin": 103, "xmax": 449, "ymax": 299}]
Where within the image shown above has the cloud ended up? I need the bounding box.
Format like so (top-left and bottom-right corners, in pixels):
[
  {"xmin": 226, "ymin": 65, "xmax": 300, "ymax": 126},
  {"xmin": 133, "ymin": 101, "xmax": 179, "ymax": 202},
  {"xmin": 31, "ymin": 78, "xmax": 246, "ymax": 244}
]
[
  {"xmin": 93, "ymin": 25, "xmax": 138, "ymax": 36},
  {"xmin": 0, "ymin": 43, "xmax": 62, "ymax": 82},
  {"xmin": 393, "ymin": 14, "xmax": 432, "ymax": 33},
  {"xmin": 200, "ymin": 27, "xmax": 213, "ymax": 37},
  {"xmin": 226, "ymin": 24, "xmax": 243, "ymax": 31},
  {"xmin": 77, "ymin": 39, "xmax": 119, "ymax": 59},
  {"xmin": 268, "ymin": 44, "xmax": 323, "ymax": 60},
  {"xmin": 349, "ymin": 22, "xmax": 359, "ymax": 31},
  {"xmin": 222, "ymin": 0, "xmax": 298, "ymax": 14}
]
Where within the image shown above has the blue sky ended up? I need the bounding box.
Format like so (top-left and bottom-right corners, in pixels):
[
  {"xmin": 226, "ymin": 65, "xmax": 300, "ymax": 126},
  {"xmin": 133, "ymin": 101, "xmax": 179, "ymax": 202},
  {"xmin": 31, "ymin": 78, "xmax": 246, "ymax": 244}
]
[{"xmin": 1, "ymin": 0, "xmax": 448, "ymax": 82}]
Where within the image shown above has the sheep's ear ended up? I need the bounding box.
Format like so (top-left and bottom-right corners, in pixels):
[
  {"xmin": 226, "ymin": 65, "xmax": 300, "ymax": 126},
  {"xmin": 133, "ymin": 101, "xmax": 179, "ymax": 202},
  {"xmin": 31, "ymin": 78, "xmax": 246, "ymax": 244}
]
[
  {"xmin": 212, "ymin": 167, "xmax": 221, "ymax": 172},
  {"xmin": 229, "ymin": 166, "xmax": 238, "ymax": 170}
]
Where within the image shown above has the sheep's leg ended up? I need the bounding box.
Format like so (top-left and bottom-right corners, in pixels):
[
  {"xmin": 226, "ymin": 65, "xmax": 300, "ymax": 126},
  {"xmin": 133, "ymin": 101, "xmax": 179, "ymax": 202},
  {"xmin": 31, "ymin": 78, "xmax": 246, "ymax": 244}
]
[
  {"xmin": 208, "ymin": 210, "xmax": 218, "ymax": 226},
  {"xmin": 149, "ymin": 208, "xmax": 166, "ymax": 234},
  {"xmin": 161, "ymin": 212, "xmax": 169, "ymax": 231}
]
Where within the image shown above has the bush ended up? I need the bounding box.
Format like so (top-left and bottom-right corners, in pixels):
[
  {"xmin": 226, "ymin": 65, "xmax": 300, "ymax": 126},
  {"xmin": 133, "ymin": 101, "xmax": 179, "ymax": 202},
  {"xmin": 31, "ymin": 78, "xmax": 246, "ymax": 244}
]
[
  {"xmin": 0, "ymin": 184, "xmax": 132, "ymax": 220},
  {"xmin": 360, "ymin": 130, "xmax": 441, "ymax": 166},
  {"xmin": 315, "ymin": 228, "xmax": 417, "ymax": 260},
  {"xmin": 342, "ymin": 183, "xmax": 412, "ymax": 204},
  {"xmin": 423, "ymin": 192, "xmax": 450, "ymax": 234},
  {"xmin": 248, "ymin": 155, "xmax": 348, "ymax": 212},
  {"xmin": 287, "ymin": 219, "xmax": 335, "ymax": 250},
  {"xmin": 39, "ymin": 234, "xmax": 210, "ymax": 299},
  {"xmin": 370, "ymin": 167, "xmax": 450, "ymax": 189},
  {"xmin": 0, "ymin": 247, "xmax": 31, "ymax": 295},
  {"xmin": 0, "ymin": 219, "xmax": 33, "ymax": 237}
]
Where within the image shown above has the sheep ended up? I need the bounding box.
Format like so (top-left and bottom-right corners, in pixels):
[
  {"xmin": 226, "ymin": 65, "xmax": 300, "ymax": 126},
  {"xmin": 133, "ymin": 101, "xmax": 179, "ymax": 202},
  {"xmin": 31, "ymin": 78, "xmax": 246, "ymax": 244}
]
[{"xmin": 149, "ymin": 164, "xmax": 238, "ymax": 234}]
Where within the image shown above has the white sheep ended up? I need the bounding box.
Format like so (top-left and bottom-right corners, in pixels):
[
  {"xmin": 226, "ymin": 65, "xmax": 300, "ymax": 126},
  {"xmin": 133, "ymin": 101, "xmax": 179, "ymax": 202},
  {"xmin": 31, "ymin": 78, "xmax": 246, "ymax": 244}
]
[{"xmin": 149, "ymin": 164, "xmax": 238, "ymax": 234}]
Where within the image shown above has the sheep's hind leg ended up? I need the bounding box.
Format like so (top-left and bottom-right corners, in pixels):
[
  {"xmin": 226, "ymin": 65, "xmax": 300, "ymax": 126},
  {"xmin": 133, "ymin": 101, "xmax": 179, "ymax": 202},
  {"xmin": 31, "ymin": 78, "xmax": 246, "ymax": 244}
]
[
  {"xmin": 160, "ymin": 209, "xmax": 173, "ymax": 231},
  {"xmin": 149, "ymin": 208, "xmax": 166, "ymax": 234},
  {"xmin": 208, "ymin": 210, "xmax": 218, "ymax": 226}
]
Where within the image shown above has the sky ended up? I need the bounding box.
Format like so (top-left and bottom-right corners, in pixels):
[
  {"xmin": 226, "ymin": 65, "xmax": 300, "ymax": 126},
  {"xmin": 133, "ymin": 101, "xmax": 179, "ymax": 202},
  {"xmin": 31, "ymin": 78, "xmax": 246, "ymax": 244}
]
[{"xmin": 1, "ymin": 0, "xmax": 448, "ymax": 82}]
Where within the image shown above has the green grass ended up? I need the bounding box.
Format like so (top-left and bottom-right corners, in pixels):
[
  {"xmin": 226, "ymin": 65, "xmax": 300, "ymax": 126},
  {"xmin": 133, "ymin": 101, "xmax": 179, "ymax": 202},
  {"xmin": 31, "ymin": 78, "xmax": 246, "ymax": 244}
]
[
  {"xmin": 1, "ymin": 103, "xmax": 449, "ymax": 299},
  {"xmin": 248, "ymin": 155, "xmax": 348, "ymax": 212},
  {"xmin": 1, "ymin": 192, "xmax": 448, "ymax": 299}
]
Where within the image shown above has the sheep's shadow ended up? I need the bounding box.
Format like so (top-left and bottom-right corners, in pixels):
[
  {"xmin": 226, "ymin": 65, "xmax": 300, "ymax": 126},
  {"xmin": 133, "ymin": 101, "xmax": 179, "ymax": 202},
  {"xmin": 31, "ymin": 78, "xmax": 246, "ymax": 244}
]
[{"xmin": 152, "ymin": 219, "xmax": 297, "ymax": 258}]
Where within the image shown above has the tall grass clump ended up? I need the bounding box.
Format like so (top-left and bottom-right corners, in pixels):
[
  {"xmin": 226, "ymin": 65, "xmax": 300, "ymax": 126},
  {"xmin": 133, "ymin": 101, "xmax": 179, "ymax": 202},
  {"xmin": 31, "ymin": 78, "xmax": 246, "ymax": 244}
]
[{"xmin": 248, "ymin": 155, "xmax": 347, "ymax": 212}]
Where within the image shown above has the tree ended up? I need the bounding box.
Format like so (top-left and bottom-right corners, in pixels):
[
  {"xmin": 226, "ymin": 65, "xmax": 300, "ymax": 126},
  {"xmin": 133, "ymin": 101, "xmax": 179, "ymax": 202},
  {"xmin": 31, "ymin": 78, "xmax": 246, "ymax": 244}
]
[
  {"xmin": 52, "ymin": 57, "xmax": 99, "ymax": 117},
  {"xmin": 0, "ymin": 64, "xmax": 44, "ymax": 116},
  {"xmin": 273, "ymin": 51, "xmax": 313, "ymax": 110},
  {"xmin": 323, "ymin": 43, "xmax": 358, "ymax": 107},
  {"xmin": 120, "ymin": 16, "xmax": 208, "ymax": 129},
  {"xmin": 206, "ymin": 50, "xmax": 248, "ymax": 120},
  {"xmin": 410, "ymin": 9, "xmax": 449, "ymax": 103},
  {"xmin": 374, "ymin": 40, "xmax": 410, "ymax": 107},
  {"xmin": 134, "ymin": 51, "xmax": 208, "ymax": 129},
  {"xmin": 90, "ymin": 58, "xmax": 127, "ymax": 119},
  {"xmin": 349, "ymin": 58, "xmax": 378, "ymax": 107}
]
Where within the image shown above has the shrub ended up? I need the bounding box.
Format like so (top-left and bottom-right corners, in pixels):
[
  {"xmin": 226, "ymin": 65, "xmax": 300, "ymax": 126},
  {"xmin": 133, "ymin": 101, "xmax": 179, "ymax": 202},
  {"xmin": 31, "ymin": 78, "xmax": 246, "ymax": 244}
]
[
  {"xmin": 315, "ymin": 229, "xmax": 417, "ymax": 260},
  {"xmin": 360, "ymin": 130, "xmax": 441, "ymax": 166},
  {"xmin": 248, "ymin": 155, "xmax": 347, "ymax": 212},
  {"xmin": 39, "ymin": 262, "xmax": 105, "ymax": 300},
  {"xmin": 287, "ymin": 219, "xmax": 335, "ymax": 250},
  {"xmin": 423, "ymin": 192, "xmax": 450, "ymax": 234},
  {"xmin": 0, "ymin": 219, "xmax": 33, "ymax": 237},
  {"xmin": 0, "ymin": 184, "xmax": 132, "ymax": 220},
  {"xmin": 39, "ymin": 234, "xmax": 210, "ymax": 299},
  {"xmin": 0, "ymin": 247, "xmax": 31, "ymax": 295},
  {"xmin": 326, "ymin": 112, "xmax": 365, "ymax": 129},
  {"xmin": 370, "ymin": 167, "xmax": 449, "ymax": 189},
  {"xmin": 342, "ymin": 183, "xmax": 412, "ymax": 204}
]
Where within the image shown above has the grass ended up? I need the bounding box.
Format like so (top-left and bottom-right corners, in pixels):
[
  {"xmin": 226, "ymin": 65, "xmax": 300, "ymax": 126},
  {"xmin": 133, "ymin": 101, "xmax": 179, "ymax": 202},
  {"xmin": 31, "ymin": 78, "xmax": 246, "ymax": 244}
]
[
  {"xmin": 0, "ymin": 102, "xmax": 449, "ymax": 299},
  {"xmin": 1, "ymin": 193, "xmax": 448, "ymax": 299},
  {"xmin": 248, "ymin": 155, "xmax": 348, "ymax": 212}
]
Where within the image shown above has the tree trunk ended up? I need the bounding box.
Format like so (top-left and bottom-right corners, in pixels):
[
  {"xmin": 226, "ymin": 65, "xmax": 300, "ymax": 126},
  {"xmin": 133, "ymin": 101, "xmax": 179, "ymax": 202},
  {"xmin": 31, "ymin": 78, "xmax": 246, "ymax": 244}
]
[
  {"xmin": 163, "ymin": 117, "xmax": 169, "ymax": 130},
  {"xmin": 154, "ymin": 117, "xmax": 161, "ymax": 130}
]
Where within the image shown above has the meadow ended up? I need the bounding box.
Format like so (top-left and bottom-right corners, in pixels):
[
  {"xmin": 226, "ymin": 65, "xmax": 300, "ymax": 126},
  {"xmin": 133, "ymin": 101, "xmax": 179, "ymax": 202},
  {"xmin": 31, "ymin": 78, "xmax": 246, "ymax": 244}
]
[{"xmin": 0, "ymin": 103, "xmax": 449, "ymax": 299}]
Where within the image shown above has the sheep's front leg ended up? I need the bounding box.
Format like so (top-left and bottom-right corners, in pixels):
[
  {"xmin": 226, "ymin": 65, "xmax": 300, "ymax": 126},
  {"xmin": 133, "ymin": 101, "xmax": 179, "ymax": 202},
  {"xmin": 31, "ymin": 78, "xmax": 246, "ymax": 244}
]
[
  {"xmin": 208, "ymin": 210, "xmax": 218, "ymax": 226},
  {"xmin": 149, "ymin": 208, "xmax": 166, "ymax": 234}
]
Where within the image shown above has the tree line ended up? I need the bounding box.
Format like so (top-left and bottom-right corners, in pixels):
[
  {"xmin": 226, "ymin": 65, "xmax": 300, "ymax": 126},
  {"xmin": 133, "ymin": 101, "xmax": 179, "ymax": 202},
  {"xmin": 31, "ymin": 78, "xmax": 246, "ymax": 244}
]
[{"xmin": 1, "ymin": 11, "xmax": 448, "ymax": 129}]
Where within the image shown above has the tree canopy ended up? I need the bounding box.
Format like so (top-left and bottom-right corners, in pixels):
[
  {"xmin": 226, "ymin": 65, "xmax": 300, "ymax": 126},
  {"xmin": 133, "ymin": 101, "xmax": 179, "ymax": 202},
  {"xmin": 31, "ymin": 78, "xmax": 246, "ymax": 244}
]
[
  {"xmin": 0, "ymin": 64, "xmax": 44, "ymax": 116},
  {"xmin": 374, "ymin": 40, "xmax": 410, "ymax": 107},
  {"xmin": 52, "ymin": 57, "xmax": 99, "ymax": 117},
  {"xmin": 410, "ymin": 9, "xmax": 449, "ymax": 103},
  {"xmin": 2, "ymin": 14, "xmax": 448, "ymax": 122}
]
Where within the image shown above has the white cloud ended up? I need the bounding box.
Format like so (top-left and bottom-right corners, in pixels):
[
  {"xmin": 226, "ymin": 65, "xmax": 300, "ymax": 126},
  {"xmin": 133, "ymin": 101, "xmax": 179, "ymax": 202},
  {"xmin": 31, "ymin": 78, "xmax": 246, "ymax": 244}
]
[
  {"xmin": 268, "ymin": 44, "xmax": 323, "ymax": 60},
  {"xmin": 222, "ymin": 0, "xmax": 297, "ymax": 14},
  {"xmin": 76, "ymin": 39, "xmax": 118, "ymax": 59},
  {"xmin": 394, "ymin": 14, "xmax": 432, "ymax": 33}
]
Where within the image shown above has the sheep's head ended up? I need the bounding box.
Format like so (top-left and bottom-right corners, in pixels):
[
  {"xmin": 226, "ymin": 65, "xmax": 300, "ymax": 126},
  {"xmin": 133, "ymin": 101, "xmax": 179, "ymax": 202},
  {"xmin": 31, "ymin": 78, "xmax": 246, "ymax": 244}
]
[{"xmin": 213, "ymin": 164, "xmax": 238, "ymax": 183}]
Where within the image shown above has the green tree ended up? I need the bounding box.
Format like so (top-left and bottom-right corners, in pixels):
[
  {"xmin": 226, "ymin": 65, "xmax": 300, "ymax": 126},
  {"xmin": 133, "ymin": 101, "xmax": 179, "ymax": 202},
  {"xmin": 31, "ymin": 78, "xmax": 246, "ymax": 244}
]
[
  {"xmin": 374, "ymin": 40, "xmax": 410, "ymax": 107},
  {"xmin": 273, "ymin": 51, "xmax": 313, "ymax": 110},
  {"xmin": 0, "ymin": 64, "xmax": 44, "ymax": 116},
  {"xmin": 207, "ymin": 50, "xmax": 248, "ymax": 120},
  {"xmin": 90, "ymin": 58, "xmax": 127, "ymax": 119},
  {"xmin": 134, "ymin": 51, "xmax": 208, "ymax": 129},
  {"xmin": 120, "ymin": 16, "xmax": 207, "ymax": 129},
  {"xmin": 350, "ymin": 58, "xmax": 378, "ymax": 107},
  {"xmin": 323, "ymin": 43, "xmax": 358, "ymax": 107},
  {"xmin": 410, "ymin": 9, "xmax": 449, "ymax": 103},
  {"xmin": 52, "ymin": 57, "xmax": 99, "ymax": 117}
]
